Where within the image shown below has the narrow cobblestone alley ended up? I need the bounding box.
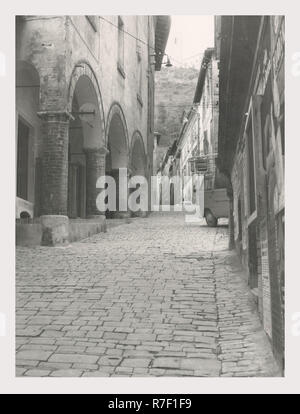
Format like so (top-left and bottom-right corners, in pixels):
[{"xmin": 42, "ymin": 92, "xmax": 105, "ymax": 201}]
[{"xmin": 16, "ymin": 212, "xmax": 280, "ymax": 377}]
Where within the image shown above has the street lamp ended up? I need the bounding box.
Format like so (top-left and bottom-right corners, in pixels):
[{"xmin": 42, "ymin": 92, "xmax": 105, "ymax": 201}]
[{"xmin": 150, "ymin": 53, "xmax": 173, "ymax": 67}]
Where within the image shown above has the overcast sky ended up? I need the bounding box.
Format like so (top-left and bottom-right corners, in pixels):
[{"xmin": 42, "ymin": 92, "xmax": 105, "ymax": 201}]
[{"xmin": 165, "ymin": 16, "xmax": 214, "ymax": 68}]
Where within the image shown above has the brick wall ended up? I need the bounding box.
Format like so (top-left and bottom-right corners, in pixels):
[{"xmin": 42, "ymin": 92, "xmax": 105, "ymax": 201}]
[{"xmin": 39, "ymin": 113, "xmax": 70, "ymax": 216}]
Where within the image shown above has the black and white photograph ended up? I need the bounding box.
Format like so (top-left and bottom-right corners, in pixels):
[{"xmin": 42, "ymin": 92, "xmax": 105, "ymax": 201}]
[{"xmin": 14, "ymin": 14, "xmax": 285, "ymax": 379}]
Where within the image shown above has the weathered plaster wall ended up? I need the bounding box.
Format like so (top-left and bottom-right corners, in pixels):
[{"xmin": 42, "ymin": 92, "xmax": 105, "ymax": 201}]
[
  {"xmin": 16, "ymin": 16, "xmax": 68, "ymax": 111},
  {"xmin": 16, "ymin": 15, "xmax": 156, "ymax": 156}
]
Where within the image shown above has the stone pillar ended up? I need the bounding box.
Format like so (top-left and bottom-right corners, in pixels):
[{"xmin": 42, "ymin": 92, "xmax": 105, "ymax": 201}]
[
  {"xmin": 107, "ymin": 167, "xmax": 131, "ymax": 219},
  {"xmin": 119, "ymin": 167, "xmax": 131, "ymax": 219},
  {"xmin": 37, "ymin": 111, "xmax": 72, "ymax": 246},
  {"xmin": 38, "ymin": 111, "xmax": 72, "ymax": 215},
  {"xmin": 85, "ymin": 146, "xmax": 108, "ymax": 218},
  {"xmin": 129, "ymin": 167, "xmax": 148, "ymax": 218}
]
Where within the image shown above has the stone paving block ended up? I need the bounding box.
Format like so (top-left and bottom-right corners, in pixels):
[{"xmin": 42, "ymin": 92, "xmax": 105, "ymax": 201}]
[
  {"xmin": 115, "ymin": 367, "xmax": 134, "ymax": 374},
  {"xmin": 164, "ymin": 369, "xmax": 194, "ymax": 376},
  {"xmin": 152, "ymin": 357, "xmax": 182, "ymax": 369},
  {"xmin": 16, "ymin": 350, "xmax": 53, "ymax": 361},
  {"xmin": 103, "ymin": 332, "xmax": 127, "ymax": 340},
  {"xmin": 16, "ymin": 368, "xmax": 27, "ymax": 376},
  {"xmin": 127, "ymin": 333, "xmax": 156, "ymax": 341},
  {"xmin": 18, "ymin": 344, "xmax": 57, "ymax": 352},
  {"xmin": 98, "ymin": 356, "xmax": 122, "ymax": 366},
  {"xmin": 50, "ymin": 370, "xmax": 83, "ymax": 377},
  {"xmin": 41, "ymin": 330, "xmax": 65, "ymax": 338},
  {"xmin": 147, "ymin": 368, "xmax": 166, "ymax": 376},
  {"xmin": 82, "ymin": 371, "xmax": 110, "ymax": 377},
  {"xmin": 106, "ymin": 348, "xmax": 123, "ymax": 357},
  {"xmin": 16, "ymin": 327, "xmax": 43, "ymax": 337},
  {"xmin": 16, "ymin": 359, "xmax": 40, "ymax": 367},
  {"xmin": 56, "ymin": 346, "xmax": 87, "ymax": 354},
  {"xmin": 136, "ymin": 345, "xmax": 163, "ymax": 352},
  {"xmin": 24, "ymin": 369, "xmax": 51, "ymax": 377},
  {"xmin": 72, "ymin": 363, "xmax": 98, "ymax": 370},
  {"xmin": 48, "ymin": 353, "xmax": 99, "ymax": 364},
  {"xmin": 85, "ymin": 346, "xmax": 107, "ymax": 355},
  {"xmin": 121, "ymin": 358, "xmax": 152, "ymax": 368},
  {"xmin": 190, "ymin": 359, "xmax": 221, "ymax": 376}
]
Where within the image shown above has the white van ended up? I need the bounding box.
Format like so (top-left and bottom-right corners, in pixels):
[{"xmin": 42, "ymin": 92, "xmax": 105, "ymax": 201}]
[{"xmin": 204, "ymin": 188, "xmax": 230, "ymax": 227}]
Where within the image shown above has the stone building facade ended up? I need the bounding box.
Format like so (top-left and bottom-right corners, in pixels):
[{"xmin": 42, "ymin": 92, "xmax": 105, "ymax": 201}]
[
  {"xmin": 16, "ymin": 15, "xmax": 170, "ymax": 245},
  {"xmin": 176, "ymin": 48, "xmax": 221, "ymax": 197},
  {"xmin": 159, "ymin": 48, "xmax": 226, "ymax": 208},
  {"xmin": 216, "ymin": 16, "xmax": 285, "ymax": 370}
]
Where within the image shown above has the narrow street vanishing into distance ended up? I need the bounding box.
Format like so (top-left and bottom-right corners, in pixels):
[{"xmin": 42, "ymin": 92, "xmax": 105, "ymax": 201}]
[
  {"xmin": 15, "ymin": 15, "xmax": 284, "ymax": 380},
  {"xmin": 16, "ymin": 212, "xmax": 280, "ymax": 377}
]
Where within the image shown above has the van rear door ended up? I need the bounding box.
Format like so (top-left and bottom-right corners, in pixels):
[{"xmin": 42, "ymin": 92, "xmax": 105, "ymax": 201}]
[{"xmin": 205, "ymin": 188, "xmax": 229, "ymax": 219}]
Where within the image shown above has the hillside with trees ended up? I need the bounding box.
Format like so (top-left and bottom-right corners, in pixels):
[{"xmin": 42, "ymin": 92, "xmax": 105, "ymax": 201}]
[{"xmin": 154, "ymin": 65, "xmax": 199, "ymax": 148}]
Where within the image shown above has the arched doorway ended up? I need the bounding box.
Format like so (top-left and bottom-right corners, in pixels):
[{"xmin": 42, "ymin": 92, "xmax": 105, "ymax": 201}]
[
  {"xmin": 68, "ymin": 63, "xmax": 105, "ymax": 219},
  {"xmin": 129, "ymin": 132, "xmax": 147, "ymax": 216},
  {"xmin": 16, "ymin": 60, "xmax": 41, "ymax": 218},
  {"xmin": 130, "ymin": 131, "xmax": 146, "ymax": 176},
  {"xmin": 105, "ymin": 104, "xmax": 129, "ymax": 218}
]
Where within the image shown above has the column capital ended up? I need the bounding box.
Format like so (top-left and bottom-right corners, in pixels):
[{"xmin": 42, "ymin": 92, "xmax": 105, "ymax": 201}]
[{"xmin": 37, "ymin": 110, "xmax": 75, "ymax": 123}]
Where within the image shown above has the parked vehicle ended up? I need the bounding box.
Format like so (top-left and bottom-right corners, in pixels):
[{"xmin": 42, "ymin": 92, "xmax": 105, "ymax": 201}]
[{"xmin": 204, "ymin": 188, "xmax": 229, "ymax": 227}]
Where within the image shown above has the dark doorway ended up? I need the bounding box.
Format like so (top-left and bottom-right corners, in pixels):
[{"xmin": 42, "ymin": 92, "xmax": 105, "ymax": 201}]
[
  {"xmin": 17, "ymin": 119, "xmax": 30, "ymax": 200},
  {"xmin": 68, "ymin": 163, "xmax": 85, "ymax": 218}
]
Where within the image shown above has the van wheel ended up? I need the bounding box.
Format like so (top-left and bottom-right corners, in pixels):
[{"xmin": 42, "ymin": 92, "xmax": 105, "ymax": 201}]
[{"xmin": 205, "ymin": 210, "xmax": 218, "ymax": 227}]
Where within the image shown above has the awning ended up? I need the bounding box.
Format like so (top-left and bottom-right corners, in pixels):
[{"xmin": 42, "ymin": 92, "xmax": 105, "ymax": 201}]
[{"xmin": 154, "ymin": 16, "xmax": 171, "ymax": 71}]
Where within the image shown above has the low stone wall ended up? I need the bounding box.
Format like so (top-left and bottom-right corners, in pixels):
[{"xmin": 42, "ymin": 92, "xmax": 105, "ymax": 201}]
[
  {"xmin": 16, "ymin": 223, "xmax": 43, "ymax": 246},
  {"xmin": 16, "ymin": 216, "xmax": 106, "ymax": 246},
  {"xmin": 68, "ymin": 218, "xmax": 106, "ymax": 243}
]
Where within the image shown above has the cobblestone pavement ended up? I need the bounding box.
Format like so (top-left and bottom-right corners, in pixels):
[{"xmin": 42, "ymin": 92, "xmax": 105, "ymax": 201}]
[{"xmin": 16, "ymin": 212, "xmax": 281, "ymax": 377}]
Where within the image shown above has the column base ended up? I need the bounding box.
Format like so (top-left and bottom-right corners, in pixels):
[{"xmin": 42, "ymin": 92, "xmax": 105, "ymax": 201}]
[
  {"xmin": 113, "ymin": 211, "xmax": 132, "ymax": 219},
  {"xmin": 41, "ymin": 215, "xmax": 69, "ymax": 246},
  {"xmin": 86, "ymin": 214, "xmax": 107, "ymax": 232}
]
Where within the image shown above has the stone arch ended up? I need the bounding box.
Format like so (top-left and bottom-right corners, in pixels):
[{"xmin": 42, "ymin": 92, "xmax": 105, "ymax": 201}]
[
  {"xmin": 67, "ymin": 61, "xmax": 106, "ymax": 218},
  {"xmin": 130, "ymin": 130, "xmax": 147, "ymax": 176},
  {"xmin": 105, "ymin": 103, "xmax": 130, "ymax": 218},
  {"xmin": 105, "ymin": 102, "xmax": 129, "ymax": 169},
  {"xmin": 129, "ymin": 131, "xmax": 149, "ymax": 217},
  {"xmin": 16, "ymin": 60, "xmax": 40, "ymax": 90},
  {"xmin": 67, "ymin": 60, "xmax": 105, "ymax": 148},
  {"xmin": 16, "ymin": 60, "xmax": 41, "ymax": 118}
]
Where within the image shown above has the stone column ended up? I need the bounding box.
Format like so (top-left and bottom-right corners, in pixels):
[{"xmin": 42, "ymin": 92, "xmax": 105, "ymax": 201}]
[
  {"xmin": 38, "ymin": 111, "xmax": 71, "ymax": 215},
  {"xmin": 107, "ymin": 167, "xmax": 131, "ymax": 219},
  {"xmin": 129, "ymin": 167, "xmax": 148, "ymax": 218},
  {"xmin": 37, "ymin": 111, "xmax": 73, "ymax": 246},
  {"xmin": 118, "ymin": 167, "xmax": 131, "ymax": 219},
  {"xmin": 84, "ymin": 146, "xmax": 108, "ymax": 218}
]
